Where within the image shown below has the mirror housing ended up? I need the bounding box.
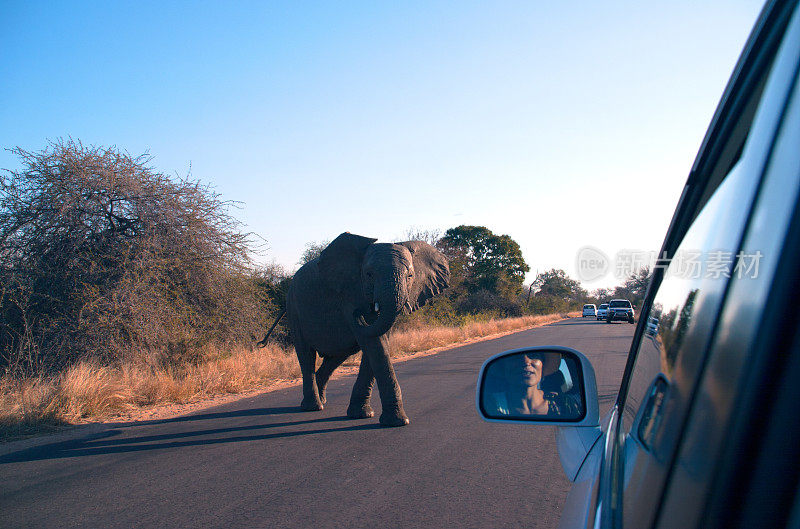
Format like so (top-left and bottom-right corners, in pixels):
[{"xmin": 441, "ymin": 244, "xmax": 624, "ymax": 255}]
[{"xmin": 476, "ymin": 346, "xmax": 600, "ymax": 427}]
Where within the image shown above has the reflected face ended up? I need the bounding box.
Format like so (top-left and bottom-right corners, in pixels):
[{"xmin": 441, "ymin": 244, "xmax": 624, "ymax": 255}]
[
  {"xmin": 481, "ymin": 350, "xmax": 585, "ymax": 422},
  {"xmin": 509, "ymin": 353, "xmax": 544, "ymax": 387}
]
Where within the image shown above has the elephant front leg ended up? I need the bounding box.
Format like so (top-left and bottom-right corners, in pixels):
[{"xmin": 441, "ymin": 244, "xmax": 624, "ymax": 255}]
[
  {"xmin": 359, "ymin": 335, "xmax": 409, "ymax": 427},
  {"xmin": 315, "ymin": 355, "xmax": 348, "ymax": 405},
  {"xmin": 294, "ymin": 339, "xmax": 323, "ymax": 411},
  {"xmin": 347, "ymin": 355, "xmax": 375, "ymax": 419}
]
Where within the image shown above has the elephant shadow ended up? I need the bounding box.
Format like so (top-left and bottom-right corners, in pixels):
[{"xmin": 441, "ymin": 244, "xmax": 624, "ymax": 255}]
[{"xmin": 0, "ymin": 408, "xmax": 383, "ymax": 464}]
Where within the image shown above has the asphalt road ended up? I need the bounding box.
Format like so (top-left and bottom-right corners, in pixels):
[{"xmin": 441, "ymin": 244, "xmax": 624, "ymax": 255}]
[{"xmin": 1, "ymin": 317, "xmax": 633, "ymax": 529}]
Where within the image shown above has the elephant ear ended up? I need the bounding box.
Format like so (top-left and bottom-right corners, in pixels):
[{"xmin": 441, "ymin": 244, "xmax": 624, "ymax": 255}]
[
  {"xmin": 318, "ymin": 232, "xmax": 377, "ymax": 295},
  {"xmin": 398, "ymin": 241, "xmax": 450, "ymax": 312}
]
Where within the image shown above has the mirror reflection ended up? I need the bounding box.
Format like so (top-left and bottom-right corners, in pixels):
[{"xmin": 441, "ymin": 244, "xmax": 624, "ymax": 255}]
[{"xmin": 481, "ymin": 351, "xmax": 584, "ymax": 420}]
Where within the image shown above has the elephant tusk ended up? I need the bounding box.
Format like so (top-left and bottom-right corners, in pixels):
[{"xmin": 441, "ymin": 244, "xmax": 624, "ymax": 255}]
[{"xmin": 353, "ymin": 309, "xmax": 369, "ymax": 327}]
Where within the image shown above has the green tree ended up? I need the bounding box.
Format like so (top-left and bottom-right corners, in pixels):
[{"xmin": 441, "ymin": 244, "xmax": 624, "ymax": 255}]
[
  {"xmin": 253, "ymin": 262, "xmax": 292, "ymax": 344},
  {"xmin": 613, "ymin": 266, "xmax": 652, "ymax": 307},
  {"xmin": 437, "ymin": 225, "xmax": 529, "ymax": 298},
  {"xmin": 532, "ymin": 269, "xmax": 584, "ymax": 299},
  {"xmin": 527, "ymin": 269, "xmax": 587, "ymax": 313},
  {"xmin": 591, "ymin": 287, "xmax": 613, "ymax": 303}
]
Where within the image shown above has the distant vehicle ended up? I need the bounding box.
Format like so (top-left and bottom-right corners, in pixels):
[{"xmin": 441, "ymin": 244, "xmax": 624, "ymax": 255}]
[
  {"xmin": 596, "ymin": 303, "xmax": 609, "ymax": 320},
  {"xmin": 606, "ymin": 299, "xmax": 635, "ymax": 324},
  {"xmin": 477, "ymin": 2, "xmax": 800, "ymax": 527},
  {"xmin": 645, "ymin": 316, "xmax": 659, "ymax": 336},
  {"xmin": 582, "ymin": 304, "xmax": 596, "ymax": 318}
]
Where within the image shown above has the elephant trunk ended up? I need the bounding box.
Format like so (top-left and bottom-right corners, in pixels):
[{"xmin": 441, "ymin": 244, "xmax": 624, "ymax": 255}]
[{"xmin": 356, "ymin": 280, "xmax": 404, "ymax": 338}]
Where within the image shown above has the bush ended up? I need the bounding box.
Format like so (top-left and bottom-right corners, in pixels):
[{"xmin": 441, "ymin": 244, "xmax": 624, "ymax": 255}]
[
  {"xmin": 457, "ymin": 289, "xmax": 523, "ymax": 317},
  {"xmin": 525, "ymin": 294, "xmax": 574, "ymax": 315},
  {"xmin": 394, "ymin": 296, "xmax": 463, "ymax": 329},
  {"xmin": 0, "ymin": 140, "xmax": 268, "ymax": 375},
  {"xmin": 252, "ymin": 263, "xmax": 292, "ymax": 346}
]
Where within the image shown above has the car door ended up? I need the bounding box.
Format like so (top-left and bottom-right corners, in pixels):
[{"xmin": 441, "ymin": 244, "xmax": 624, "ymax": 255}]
[
  {"xmin": 654, "ymin": 5, "xmax": 800, "ymax": 528},
  {"xmin": 603, "ymin": 2, "xmax": 800, "ymax": 528}
]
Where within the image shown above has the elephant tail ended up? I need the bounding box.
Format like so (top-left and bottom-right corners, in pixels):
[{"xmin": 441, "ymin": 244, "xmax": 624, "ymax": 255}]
[{"xmin": 257, "ymin": 309, "xmax": 286, "ymax": 348}]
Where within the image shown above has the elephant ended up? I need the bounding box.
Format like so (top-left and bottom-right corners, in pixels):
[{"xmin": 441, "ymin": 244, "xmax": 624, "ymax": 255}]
[{"xmin": 279, "ymin": 232, "xmax": 449, "ymax": 427}]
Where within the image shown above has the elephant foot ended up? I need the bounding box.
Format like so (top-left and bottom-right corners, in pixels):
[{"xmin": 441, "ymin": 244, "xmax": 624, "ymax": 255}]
[
  {"xmin": 346, "ymin": 405, "xmax": 375, "ymax": 419},
  {"xmin": 379, "ymin": 411, "xmax": 410, "ymax": 427},
  {"xmin": 300, "ymin": 399, "xmax": 324, "ymax": 412}
]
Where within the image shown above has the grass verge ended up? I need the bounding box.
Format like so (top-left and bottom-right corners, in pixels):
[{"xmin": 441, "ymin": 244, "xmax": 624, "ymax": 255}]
[{"xmin": 0, "ymin": 312, "xmax": 575, "ymax": 441}]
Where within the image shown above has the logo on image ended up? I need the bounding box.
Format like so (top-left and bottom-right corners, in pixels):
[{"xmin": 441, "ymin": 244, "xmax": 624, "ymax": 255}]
[{"xmin": 576, "ymin": 246, "xmax": 609, "ymax": 281}]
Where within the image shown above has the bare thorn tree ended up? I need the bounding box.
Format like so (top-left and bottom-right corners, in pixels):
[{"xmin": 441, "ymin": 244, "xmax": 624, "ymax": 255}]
[{"xmin": 0, "ymin": 139, "xmax": 267, "ymax": 375}]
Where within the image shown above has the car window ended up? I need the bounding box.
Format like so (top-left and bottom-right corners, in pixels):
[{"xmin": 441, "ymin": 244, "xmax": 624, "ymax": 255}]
[
  {"xmin": 618, "ymin": 155, "xmax": 761, "ymax": 529},
  {"xmin": 615, "ymin": 19, "xmax": 795, "ymax": 522},
  {"xmin": 655, "ymin": 8, "xmax": 800, "ymax": 528}
]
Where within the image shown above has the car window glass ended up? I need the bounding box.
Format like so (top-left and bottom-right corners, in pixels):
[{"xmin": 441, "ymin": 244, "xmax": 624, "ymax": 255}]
[
  {"xmin": 618, "ymin": 151, "xmax": 764, "ymax": 528},
  {"xmin": 613, "ymin": 6, "xmax": 798, "ymax": 526},
  {"xmin": 655, "ymin": 10, "xmax": 800, "ymax": 526},
  {"xmin": 623, "ymin": 156, "xmax": 749, "ymax": 429}
]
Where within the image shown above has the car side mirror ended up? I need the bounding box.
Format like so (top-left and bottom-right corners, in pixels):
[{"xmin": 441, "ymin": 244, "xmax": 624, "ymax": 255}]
[{"xmin": 476, "ymin": 346, "xmax": 599, "ymax": 427}]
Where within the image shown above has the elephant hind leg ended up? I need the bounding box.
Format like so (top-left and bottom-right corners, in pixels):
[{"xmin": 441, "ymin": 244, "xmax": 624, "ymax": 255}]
[
  {"xmin": 315, "ymin": 355, "xmax": 348, "ymax": 405},
  {"xmin": 347, "ymin": 354, "xmax": 375, "ymax": 419},
  {"xmin": 294, "ymin": 335, "xmax": 323, "ymax": 411}
]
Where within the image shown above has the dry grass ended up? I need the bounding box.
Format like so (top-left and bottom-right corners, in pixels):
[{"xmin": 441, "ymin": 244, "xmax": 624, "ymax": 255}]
[
  {"xmin": 0, "ymin": 312, "xmax": 575, "ymax": 441},
  {"xmin": 388, "ymin": 313, "xmax": 571, "ymax": 356},
  {"xmin": 0, "ymin": 343, "xmax": 298, "ymax": 440}
]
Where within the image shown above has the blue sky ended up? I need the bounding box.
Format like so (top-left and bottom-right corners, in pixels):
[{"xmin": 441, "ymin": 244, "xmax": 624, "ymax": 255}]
[{"xmin": 1, "ymin": 1, "xmax": 764, "ymax": 288}]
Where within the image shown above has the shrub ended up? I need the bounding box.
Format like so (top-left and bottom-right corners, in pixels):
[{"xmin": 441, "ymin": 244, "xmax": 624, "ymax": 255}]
[
  {"xmin": 0, "ymin": 140, "xmax": 268, "ymax": 375},
  {"xmin": 458, "ymin": 289, "xmax": 523, "ymax": 317},
  {"xmin": 252, "ymin": 263, "xmax": 292, "ymax": 346}
]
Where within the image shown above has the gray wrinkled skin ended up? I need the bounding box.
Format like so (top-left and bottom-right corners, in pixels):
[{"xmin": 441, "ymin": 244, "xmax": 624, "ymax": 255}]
[{"xmin": 286, "ymin": 232, "xmax": 449, "ymax": 427}]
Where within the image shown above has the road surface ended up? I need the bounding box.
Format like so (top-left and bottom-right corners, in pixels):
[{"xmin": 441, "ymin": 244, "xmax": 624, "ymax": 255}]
[{"xmin": 1, "ymin": 318, "xmax": 633, "ymax": 529}]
